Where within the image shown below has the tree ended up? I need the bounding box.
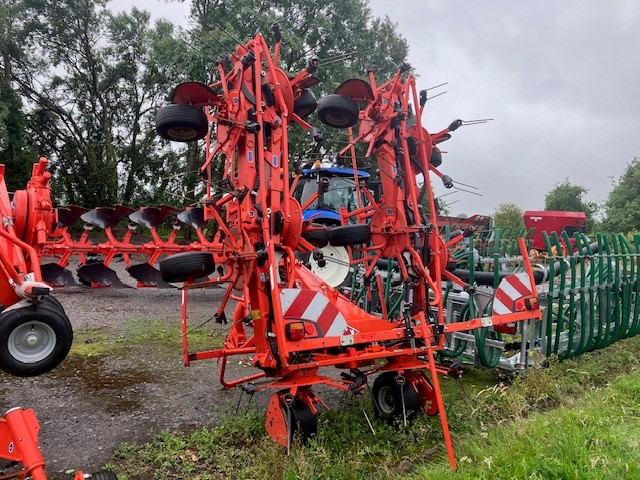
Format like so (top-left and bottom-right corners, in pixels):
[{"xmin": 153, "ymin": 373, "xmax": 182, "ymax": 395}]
[
  {"xmin": 11, "ymin": 1, "xmax": 195, "ymax": 207},
  {"xmin": 602, "ymin": 157, "xmax": 640, "ymax": 234},
  {"xmin": 544, "ymin": 178, "xmax": 598, "ymax": 232},
  {"xmin": 493, "ymin": 202, "xmax": 524, "ymax": 231},
  {"xmin": 3, "ymin": 0, "xmax": 408, "ymax": 207}
]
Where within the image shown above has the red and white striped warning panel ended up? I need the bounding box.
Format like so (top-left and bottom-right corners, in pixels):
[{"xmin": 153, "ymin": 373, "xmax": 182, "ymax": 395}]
[
  {"xmin": 280, "ymin": 289, "xmax": 359, "ymax": 337},
  {"xmin": 493, "ymin": 273, "xmax": 533, "ymax": 315}
]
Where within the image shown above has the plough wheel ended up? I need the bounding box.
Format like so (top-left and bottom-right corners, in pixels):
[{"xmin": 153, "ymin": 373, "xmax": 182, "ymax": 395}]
[
  {"xmin": 372, "ymin": 371, "xmax": 420, "ymax": 424},
  {"xmin": 265, "ymin": 392, "xmax": 317, "ymax": 447},
  {"xmin": 316, "ymin": 94, "xmax": 360, "ymax": 128},
  {"xmin": 0, "ymin": 299, "xmax": 72, "ymax": 376},
  {"xmin": 159, "ymin": 252, "xmax": 215, "ymax": 283},
  {"xmin": 155, "ymin": 104, "xmax": 208, "ymax": 142}
]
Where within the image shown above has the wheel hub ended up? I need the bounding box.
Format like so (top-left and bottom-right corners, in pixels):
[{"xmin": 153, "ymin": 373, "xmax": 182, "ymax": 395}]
[{"xmin": 8, "ymin": 321, "xmax": 57, "ymax": 364}]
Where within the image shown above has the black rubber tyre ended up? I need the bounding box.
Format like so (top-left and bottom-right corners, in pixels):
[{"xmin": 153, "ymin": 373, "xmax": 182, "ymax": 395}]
[
  {"xmin": 155, "ymin": 104, "xmax": 208, "ymax": 142},
  {"xmin": 89, "ymin": 472, "xmax": 118, "ymax": 480},
  {"xmin": 159, "ymin": 252, "xmax": 216, "ymax": 283},
  {"xmin": 294, "ymin": 89, "xmax": 317, "ymax": 119},
  {"xmin": 328, "ymin": 225, "xmax": 371, "ymax": 246},
  {"xmin": 40, "ymin": 294, "xmax": 64, "ymax": 313},
  {"xmin": 372, "ymin": 371, "xmax": 421, "ymax": 424},
  {"xmin": 316, "ymin": 94, "xmax": 360, "ymax": 128},
  {"xmin": 0, "ymin": 301, "xmax": 73, "ymax": 377},
  {"xmin": 302, "ymin": 225, "xmax": 329, "ymax": 247},
  {"xmin": 288, "ymin": 399, "xmax": 317, "ymax": 445}
]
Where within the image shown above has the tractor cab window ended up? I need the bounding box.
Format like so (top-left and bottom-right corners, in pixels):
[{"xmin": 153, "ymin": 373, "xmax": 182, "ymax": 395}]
[{"xmin": 295, "ymin": 175, "xmax": 362, "ymax": 212}]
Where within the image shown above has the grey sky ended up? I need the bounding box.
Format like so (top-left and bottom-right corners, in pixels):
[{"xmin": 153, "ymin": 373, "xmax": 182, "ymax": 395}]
[{"xmin": 109, "ymin": 0, "xmax": 640, "ymax": 216}]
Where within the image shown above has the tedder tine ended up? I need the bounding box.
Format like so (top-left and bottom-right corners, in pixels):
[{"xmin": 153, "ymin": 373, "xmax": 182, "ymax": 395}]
[
  {"xmin": 41, "ymin": 263, "xmax": 80, "ymax": 287},
  {"xmin": 127, "ymin": 263, "xmax": 175, "ymax": 288},
  {"xmin": 77, "ymin": 262, "xmax": 130, "ymax": 288}
]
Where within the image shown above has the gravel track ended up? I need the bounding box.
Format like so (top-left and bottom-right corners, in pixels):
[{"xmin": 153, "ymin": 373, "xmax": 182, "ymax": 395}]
[{"xmin": 0, "ymin": 266, "xmax": 249, "ymax": 478}]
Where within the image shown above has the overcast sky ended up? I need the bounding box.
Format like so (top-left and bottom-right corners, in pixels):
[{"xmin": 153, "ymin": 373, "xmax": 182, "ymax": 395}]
[{"xmin": 109, "ymin": 0, "xmax": 640, "ymax": 217}]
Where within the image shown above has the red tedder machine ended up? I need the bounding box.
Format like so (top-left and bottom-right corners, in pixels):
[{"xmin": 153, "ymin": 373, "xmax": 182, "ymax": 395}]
[{"xmin": 153, "ymin": 26, "xmax": 542, "ymax": 468}]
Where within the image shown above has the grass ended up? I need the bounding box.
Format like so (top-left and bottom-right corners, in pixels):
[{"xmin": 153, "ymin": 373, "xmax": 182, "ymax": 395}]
[
  {"xmin": 103, "ymin": 335, "xmax": 640, "ymax": 479},
  {"xmin": 69, "ymin": 318, "xmax": 225, "ymax": 358}
]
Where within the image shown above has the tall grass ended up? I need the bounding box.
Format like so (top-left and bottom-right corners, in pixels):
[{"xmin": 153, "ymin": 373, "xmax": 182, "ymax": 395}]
[{"xmin": 108, "ymin": 335, "xmax": 640, "ymax": 479}]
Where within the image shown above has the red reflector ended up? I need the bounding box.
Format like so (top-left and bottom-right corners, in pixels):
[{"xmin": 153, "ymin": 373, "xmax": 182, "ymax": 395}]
[
  {"xmin": 525, "ymin": 298, "xmax": 539, "ymax": 311},
  {"xmin": 514, "ymin": 299, "xmax": 525, "ymax": 311},
  {"xmin": 286, "ymin": 322, "xmax": 305, "ymax": 341}
]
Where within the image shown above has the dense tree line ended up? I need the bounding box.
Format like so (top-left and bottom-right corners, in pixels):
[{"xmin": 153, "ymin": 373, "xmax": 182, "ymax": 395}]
[{"xmin": 0, "ymin": 0, "xmax": 408, "ymax": 207}]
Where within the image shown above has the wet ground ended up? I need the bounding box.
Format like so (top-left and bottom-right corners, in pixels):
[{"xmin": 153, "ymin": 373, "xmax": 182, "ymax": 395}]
[{"xmin": 0, "ymin": 275, "xmax": 253, "ymax": 477}]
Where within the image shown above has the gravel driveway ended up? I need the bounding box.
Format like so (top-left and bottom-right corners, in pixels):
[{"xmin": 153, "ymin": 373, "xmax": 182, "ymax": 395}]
[{"xmin": 0, "ymin": 267, "xmax": 247, "ymax": 478}]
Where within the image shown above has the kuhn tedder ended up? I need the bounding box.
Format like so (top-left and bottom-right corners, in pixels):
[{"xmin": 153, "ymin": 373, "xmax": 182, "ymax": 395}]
[{"xmin": 146, "ymin": 28, "xmax": 543, "ymax": 467}]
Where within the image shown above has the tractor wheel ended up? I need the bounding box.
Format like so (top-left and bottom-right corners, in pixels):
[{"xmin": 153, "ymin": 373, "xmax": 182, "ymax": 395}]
[
  {"xmin": 328, "ymin": 225, "xmax": 371, "ymax": 246},
  {"xmin": 302, "ymin": 225, "xmax": 329, "ymax": 247},
  {"xmin": 155, "ymin": 104, "xmax": 208, "ymax": 142},
  {"xmin": 372, "ymin": 371, "xmax": 420, "ymax": 424},
  {"xmin": 288, "ymin": 399, "xmax": 317, "ymax": 445},
  {"xmin": 0, "ymin": 301, "xmax": 73, "ymax": 377},
  {"xmin": 159, "ymin": 252, "xmax": 216, "ymax": 283},
  {"xmin": 88, "ymin": 472, "xmax": 118, "ymax": 480},
  {"xmin": 316, "ymin": 94, "xmax": 360, "ymax": 128},
  {"xmin": 294, "ymin": 89, "xmax": 318, "ymax": 119},
  {"xmin": 308, "ymin": 244, "xmax": 351, "ymax": 288}
]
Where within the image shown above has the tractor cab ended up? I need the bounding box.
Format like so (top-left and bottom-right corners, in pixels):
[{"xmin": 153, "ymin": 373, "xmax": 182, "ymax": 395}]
[{"xmin": 293, "ymin": 167, "xmax": 370, "ymax": 224}]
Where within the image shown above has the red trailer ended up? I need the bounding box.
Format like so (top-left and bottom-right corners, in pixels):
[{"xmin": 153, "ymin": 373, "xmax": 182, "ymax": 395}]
[{"xmin": 524, "ymin": 210, "xmax": 586, "ymax": 251}]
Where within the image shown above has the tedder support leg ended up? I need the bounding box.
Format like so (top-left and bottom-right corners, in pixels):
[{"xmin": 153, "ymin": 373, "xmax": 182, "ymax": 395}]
[{"xmin": 426, "ymin": 347, "xmax": 457, "ymax": 470}]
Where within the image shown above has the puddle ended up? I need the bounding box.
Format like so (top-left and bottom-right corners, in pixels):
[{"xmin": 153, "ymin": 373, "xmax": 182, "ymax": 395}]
[{"xmin": 52, "ymin": 355, "xmax": 155, "ymax": 391}]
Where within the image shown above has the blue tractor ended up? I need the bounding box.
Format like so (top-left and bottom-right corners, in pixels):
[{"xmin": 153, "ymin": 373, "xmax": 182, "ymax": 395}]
[{"xmin": 293, "ymin": 166, "xmax": 371, "ymax": 287}]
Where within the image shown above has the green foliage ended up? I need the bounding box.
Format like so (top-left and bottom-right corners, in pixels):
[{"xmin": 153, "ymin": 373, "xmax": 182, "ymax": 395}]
[
  {"xmin": 492, "ymin": 202, "xmax": 524, "ymax": 231},
  {"xmin": 544, "ymin": 178, "xmax": 598, "ymax": 232},
  {"xmin": 2, "ymin": 0, "xmax": 408, "ymax": 206},
  {"xmin": 0, "ymin": 80, "xmax": 34, "ymax": 190},
  {"xmin": 107, "ymin": 335, "xmax": 640, "ymax": 479},
  {"xmin": 602, "ymin": 157, "xmax": 640, "ymax": 234}
]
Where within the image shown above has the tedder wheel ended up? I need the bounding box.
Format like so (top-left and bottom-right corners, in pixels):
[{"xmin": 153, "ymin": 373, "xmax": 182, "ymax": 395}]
[
  {"xmin": 302, "ymin": 225, "xmax": 329, "ymax": 247},
  {"xmin": 159, "ymin": 252, "xmax": 216, "ymax": 283},
  {"xmin": 0, "ymin": 301, "xmax": 73, "ymax": 376},
  {"xmin": 293, "ymin": 89, "xmax": 318, "ymax": 119},
  {"xmin": 155, "ymin": 104, "xmax": 208, "ymax": 142},
  {"xmin": 316, "ymin": 94, "xmax": 360, "ymax": 128},
  {"xmin": 288, "ymin": 399, "xmax": 317, "ymax": 445},
  {"xmin": 88, "ymin": 472, "xmax": 118, "ymax": 480},
  {"xmin": 328, "ymin": 224, "xmax": 371, "ymax": 247},
  {"xmin": 372, "ymin": 371, "xmax": 420, "ymax": 424},
  {"xmin": 266, "ymin": 392, "xmax": 317, "ymax": 446}
]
